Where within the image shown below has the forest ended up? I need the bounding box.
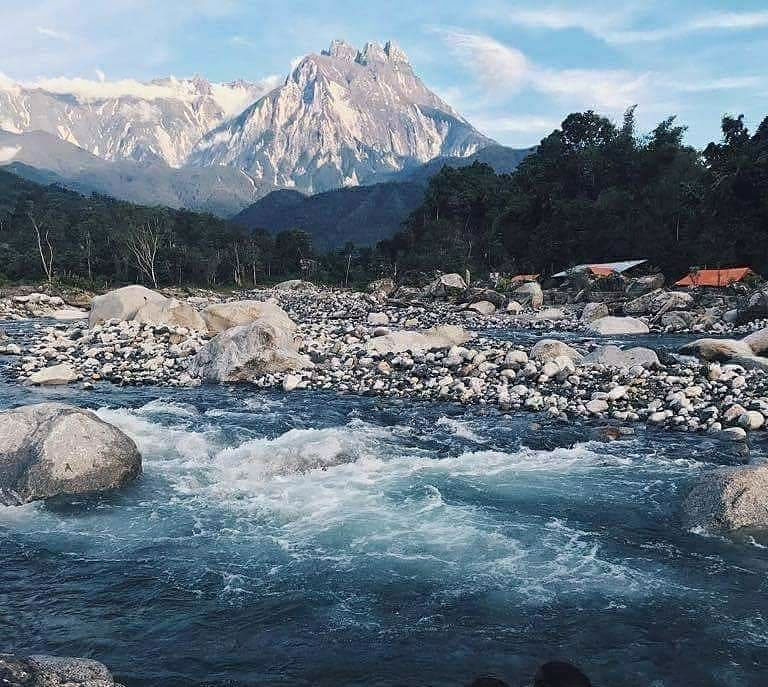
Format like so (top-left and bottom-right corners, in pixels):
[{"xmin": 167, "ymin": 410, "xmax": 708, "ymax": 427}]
[{"xmin": 0, "ymin": 109, "xmax": 765, "ymax": 289}]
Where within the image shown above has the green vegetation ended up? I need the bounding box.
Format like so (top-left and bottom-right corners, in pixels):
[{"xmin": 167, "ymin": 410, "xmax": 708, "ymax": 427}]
[{"xmin": 0, "ymin": 109, "xmax": 765, "ymax": 289}]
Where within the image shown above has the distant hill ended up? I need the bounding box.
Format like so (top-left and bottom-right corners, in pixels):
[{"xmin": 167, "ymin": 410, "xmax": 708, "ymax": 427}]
[
  {"xmin": 233, "ymin": 182, "xmax": 425, "ymax": 252},
  {"xmin": 234, "ymin": 144, "xmax": 532, "ymax": 249}
]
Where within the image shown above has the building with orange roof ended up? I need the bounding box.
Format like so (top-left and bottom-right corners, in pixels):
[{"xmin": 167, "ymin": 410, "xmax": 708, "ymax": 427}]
[{"xmin": 675, "ymin": 267, "xmax": 756, "ymax": 288}]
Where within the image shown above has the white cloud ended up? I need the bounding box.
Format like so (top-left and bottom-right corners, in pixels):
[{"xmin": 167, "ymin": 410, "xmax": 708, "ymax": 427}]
[
  {"xmin": 230, "ymin": 35, "xmax": 255, "ymax": 47},
  {"xmin": 435, "ymin": 29, "xmax": 648, "ymax": 110},
  {"xmin": 499, "ymin": 6, "xmax": 768, "ymax": 44},
  {"xmin": 36, "ymin": 26, "xmax": 71, "ymax": 41},
  {"xmin": 0, "ymin": 145, "xmax": 21, "ymax": 163},
  {"xmin": 474, "ymin": 114, "xmax": 560, "ymax": 133}
]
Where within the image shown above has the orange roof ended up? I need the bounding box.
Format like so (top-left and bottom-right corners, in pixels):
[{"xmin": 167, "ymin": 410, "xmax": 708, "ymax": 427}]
[
  {"xmin": 509, "ymin": 274, "xmax": 540, "ymax": 283},
  {"xmin": 588, "ymin": 266, "xmax": 615, "ymax": 277},
  {"xmin": 675, "ymin": 267, "xmax": 754, "ymax": 287}
]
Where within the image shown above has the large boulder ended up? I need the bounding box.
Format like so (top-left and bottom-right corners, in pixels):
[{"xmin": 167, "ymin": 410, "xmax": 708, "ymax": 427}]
[
  {"xmin": 26, "ymin": 363, "xmax": 77, "ymax": 386},
  {"xmin": 424, "ymin": 273, "xmax": 467, "ymax": 300},
  {"xmin": 189, "ymin": 320, "xmax": 312, "ymax": 383},
  {"xmin": 682, "ymin": 465, "xmax": 768, "ymax": 531},
  {"xmin": 467, "ymin": 288, "xmax": 506, "ymax": 308},
  {"xmin": 624, "ymin": 289, "xmax": 694, "ymax": 316},
  {"xmin": 729, "ymin": 355, "xmax": 768, "ymax": 373},
  {"xmin": 0, "ymin": 403, "xmax": 141, "ymax": 506},
  {"xmin": 679, "ymin": 338, "xmax": 753, "ymax": 362},
  {"xmin": 512, "ymin": 281, "xmax": 543, "ymax": 309},
  {"xmin": 743, "ymin": 327, "xmax": 768, "ymax": 356},
  {"xmin": 580, "ymin": 302, "xmax": 609, "ymax": 322},
  {"xmin": 88, "ymin": 285, "xmax": 166, "ymax": 327},
  {"xmin": 134, "ymin": 297, "xmax": 206, "ymax": 330},
  {"xmin": 533, "ymin": 307, "xmax": 566, "ymax": 321},
  {"xmin": 530, "ymin": 339, "xmax": 583, "ymax": 364},
  {"xmin": 466, "ymin": 300, "xmax": 496, "ymax": 315},
  {"xmin": 583, "ymin": 345, "xmax": 660, "ymax": 369},
  {"xmin": 0, "ymin": 654, "xmax": 124, "ymax": 687},
  {"xmin": 587, "ymin": 316, "xmax": 650, "ymax": 335},
  {"xmin": 366, "ymin": 325, "xmax": 470, "ymax": 355},
  {"xmin": 202, "ymin": 300, "xmax": 295, "ymax": 334},
  {"xmin": 272, "ymin": 279, "xmax": 315, "ymax": 291}
]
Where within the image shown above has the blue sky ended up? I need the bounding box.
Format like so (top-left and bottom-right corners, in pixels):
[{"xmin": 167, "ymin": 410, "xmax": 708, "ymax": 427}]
[{"xmin": 1, "ymin": 0, "xmax": 767, "ymax": 148}]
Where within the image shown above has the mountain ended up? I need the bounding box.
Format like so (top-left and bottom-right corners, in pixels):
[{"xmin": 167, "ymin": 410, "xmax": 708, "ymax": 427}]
[
  {"xmin": 0, "ymin": 130, "xmax": 266, "ymax": 216},
  {"xmin": 233, "ymin": 143, "xmax": 531, "ymax": 249},
  {"xmin": 233, "ymin": 182, "xmax": 425, "ymax": 251},
  {"xmin": 0, "ymin": 75, "xmax": 271, "ymax": 167},
  {"xmin": 188, "ymin": 40, "xmax": 493, "ymax": 195}
]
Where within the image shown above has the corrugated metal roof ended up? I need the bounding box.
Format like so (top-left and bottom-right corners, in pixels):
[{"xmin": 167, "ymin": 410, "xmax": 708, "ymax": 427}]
[
  {"xmin": 675, "ymin": 267, "xmax": 754, "ymax": 287},
  {"xmin": 552, "ymin": 260, "xmax": 647, "ymax": 278}
]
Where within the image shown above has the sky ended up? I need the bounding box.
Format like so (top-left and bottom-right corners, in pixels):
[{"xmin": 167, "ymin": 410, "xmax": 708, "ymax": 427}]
[{"xmin": 1, "ymin": 0, "xmax": 767, "ymax": 148}]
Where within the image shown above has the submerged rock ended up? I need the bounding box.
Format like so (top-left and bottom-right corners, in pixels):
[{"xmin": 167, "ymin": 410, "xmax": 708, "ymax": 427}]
[
  {"xmin": 682, "ymin": 465, "xmax": 768, "ymax": 531},
  {"xmin": 0, "ymin": 654, "xmax": 124, "ymax": 687},
  {"xmin": 0, "ymin": 403, "xmax": 141, "ymax": 505}
]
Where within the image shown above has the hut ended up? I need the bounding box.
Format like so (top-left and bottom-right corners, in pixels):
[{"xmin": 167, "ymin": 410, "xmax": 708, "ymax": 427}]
[{"xmin": 675, "ymin": 267, "xmax": 756, "ymax": 288}]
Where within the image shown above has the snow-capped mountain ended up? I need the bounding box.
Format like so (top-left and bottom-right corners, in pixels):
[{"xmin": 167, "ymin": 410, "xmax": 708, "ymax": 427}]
[
  {"xmin": 0, "ymin": 75, "xmax": 273, "ymax": 167},
  {"xmin": 187, "ymin": 40, "xmax": 493, "ymax": 193}
]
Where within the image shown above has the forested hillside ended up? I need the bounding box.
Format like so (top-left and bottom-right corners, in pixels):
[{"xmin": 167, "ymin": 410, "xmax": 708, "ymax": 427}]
[{"xmin": 380, "ymin": 110, "xmax": 768, "ymax": 280}]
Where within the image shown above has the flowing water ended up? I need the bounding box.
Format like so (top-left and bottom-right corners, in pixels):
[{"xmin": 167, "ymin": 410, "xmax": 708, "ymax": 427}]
[{"xmin": 1, "ymin": 323, "xmax": 767, "ymax": 686}]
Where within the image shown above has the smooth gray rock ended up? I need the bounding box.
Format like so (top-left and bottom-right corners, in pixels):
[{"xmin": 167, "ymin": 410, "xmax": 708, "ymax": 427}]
[
  {"xmin": 0, "ymin": 654, "xmax": 124, "ymax": 686},
  {"xmin": 89, "ymin": 285, "xmax": 166, "ymax": 327},
  {"xmin": 189, "ymin": 321, "xmax": 312, "ymax": 382},
  {"xmin": 0, "ymin": 403, "xmax": 141, "ymax": 505},
  {"xmin": 202, "ymin": 300, "xmax": 296, "ymax": 334},
  {"xmin": 366, "ymin": 325, "xmax": 469, "ymax": 355},
  {"xmin": 134, "ymin": 297, "xmax": 206, "ymax": 330},
  {"xmin": 682, "ymin": 465, "xmax": 768, "ymax": 531},
  {"xmin": 466, "ymin": 300, "xmax": 496, "ymax": 315},
  {"xmin": 587, "ymin": 316, "xmax": 650, "ymax": 335},
  {"xmin": 26, "ymin": 363, "xmax": 77, "ymax": 386},
  {"xmin": 743, "ymin": 327, "xmax": 768, "ymax": 355},
  {"xmin": 679, "ymin": 338, "xmax": 753, "ymax": 362},
  {"xmin": 583, "ymin": 345, "xmax": 660, "ymax": 369}
]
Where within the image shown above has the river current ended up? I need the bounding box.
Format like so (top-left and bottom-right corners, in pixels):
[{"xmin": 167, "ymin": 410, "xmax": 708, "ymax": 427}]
[{"xmin": 1, "ymin": 322, "xmax": 767, "ymax": 686}]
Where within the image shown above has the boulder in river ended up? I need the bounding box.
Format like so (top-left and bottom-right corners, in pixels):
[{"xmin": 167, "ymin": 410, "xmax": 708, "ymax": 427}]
[
  {"xmin": 587, "ymin": 316, "xmax": 650, "ymax": 335},
  {"xmin": 0, "ymin": 403, "xmax": 141, "ymax": 506},
  {"xmin": 189, "ymin": 320, "xmax": 312, "ymax": 383},
  {"xmin": 682, "ymin": 464, "xmax": 768, "ymax": 531},
  {"xmin": 583, "ymin": 345, "xmax": 660, "ymax": 369},
  {"xmin": 89, "ymin": 285, "xmax": 166, "ymax": 327},
  {"xmin": 26, "ymin": 363, "xmax": 77, "ymax": 386},
  {"xmin": 202, "ymin": 299, "xmax": 295, "ymax": 334},
  {"xmin": 0, "ymin": 654, "xmax": 124, "ymax": 687},
  {"xmin": 366, "ymin": 325, "xmax": 469, "ymax": 355},
  {"xmin": 134, "ymin": 297, "xmax": 206, "ymax": 331}
]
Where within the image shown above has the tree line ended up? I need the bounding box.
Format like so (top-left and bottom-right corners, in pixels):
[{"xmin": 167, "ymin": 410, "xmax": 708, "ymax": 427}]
[{"xmin": 379, "ymin": 110, "xmax": 768, "ymax": 282}]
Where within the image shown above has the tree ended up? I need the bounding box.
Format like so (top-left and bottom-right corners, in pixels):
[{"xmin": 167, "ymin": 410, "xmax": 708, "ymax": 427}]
[
  {"xmin": 123, "ymin": 219, "xmax": 166, "ymax": 288},
  {"xmin": 26, "ymin": 202, "xmax": 55, "ymax": 283}
]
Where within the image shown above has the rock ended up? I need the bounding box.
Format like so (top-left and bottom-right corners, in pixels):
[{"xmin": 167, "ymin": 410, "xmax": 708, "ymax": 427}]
[
  {"xmin": 366, "ymin": 325, "xmax": 470, "ymax": 355},
  {"xmin": 88, "ymin": 285, "xmax": 166, "ymax": 327},
  {"xmin": 729, "ymin": 355, "xmax": 768, "ymax": 373},
  {"xmin": 661, "ymin": 311, "xmax": 696, "ymax": 330},
  {"xmin": 282, "ymin": 374, "xmax": 302, "ymax": 392},
  {"xmin": 505, "ymin": 300, "xmax": 523, "ymax": 314},
  {"xmin": 189, "ymin": 320, "xmax": 312, "ymax": 383},
  {"xmin": 625, "ymin": 273, "xmax": 665, "ymax": 298},
  {"xmin": 533, "ymin": 307, "xmax": 565, "ymax": 321},
  {"xmin": 0, "ymin": 654, "xmax": 125, "ymax": 687},
  {"xmin": 530, "ymin": 339, "xmax": 583, "ymax": 364},
  {"xmin": 467, "ymin": 300, "xmax": 496, "ymax": 315},
  {"xmin": 26, "ymin": 363, "xmax": 77, "ymax": 386},
  {"xmin": 202, "ymin": 299, "xmax": 295, "ymax": 334},
  {"xmin": 624, "ymin": 289, "xmax": 694, "ymax": 316},
  {"xmin": 272, "ymin": 279, "xmax": 315, "ymax": 291},
  {"xmin": 607, "ymin": 385, "xmax": 628, "ymax": 400},
  {"xmin": 512, "ymin": 281, "xmax": 543, "ymax": 308},
  {"xmin": 466, "ymin": 288, "xmax": 506, "ymax": 308},
  {"xmin": 587, "ymin": 316, "xmax": 650, "ymax": 335},
  {"xmin": 0, "ymin": 403, "xmax": 141, "ymax": 506},
  {"xmin": 134, "ymin": 297, "xmax": 206, "ymax": 330},
  {"xmin": 424, "ymin": 273, "xmax": 467, "ymax": 299},
  {"xmin": 366, "ymin": 278, "xmax": 396, "ymax": 296},
  {"xmin": 583, "ymin": 345, "xmax": 660, "ymax": 369},
  {"xmin": 743, "ymin": 327, "xmax": 768, "ymax": 355},
  {"xmin": 586, "ymin": 399, "xmax": 608, "ymax": 414},
  {"xmin": 682, "ymin": 464, "xmax": 768, "ymax": 531},
  {"xmin": 679, "ymin": 338, "xmax": 753, "ymax": 362},
  {"xmin": 49, "ymin": 308, "xmax": 88, "ymax": 321},
  {"xmin": 581, "ymin": 302, "xmax": 609, "ymax": 322},
  {"xmin": 738, "ymin": 411, "xmax": 765, "ymax": 430},
  {"xmin": 367, "ymin": 312, "xmax": 390, "ymax": 326}
]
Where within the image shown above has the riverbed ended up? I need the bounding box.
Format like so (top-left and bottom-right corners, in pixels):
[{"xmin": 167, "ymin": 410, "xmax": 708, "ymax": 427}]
[{"xmin": 1, "ymin": 324, "xmax": 767, "ymax": 686}]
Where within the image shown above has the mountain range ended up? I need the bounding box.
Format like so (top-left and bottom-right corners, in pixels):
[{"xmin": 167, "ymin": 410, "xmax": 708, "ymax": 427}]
[{"xmin": 0, "ymin": 40, "xmax": 532, "ymax": 245}]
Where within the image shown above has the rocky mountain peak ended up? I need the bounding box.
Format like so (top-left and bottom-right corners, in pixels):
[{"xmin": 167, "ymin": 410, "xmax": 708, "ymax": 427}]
[{"xmin": 322, "ymin": 39, "xmax": 359, "ymax": 61}]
